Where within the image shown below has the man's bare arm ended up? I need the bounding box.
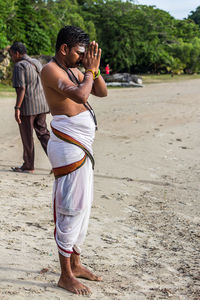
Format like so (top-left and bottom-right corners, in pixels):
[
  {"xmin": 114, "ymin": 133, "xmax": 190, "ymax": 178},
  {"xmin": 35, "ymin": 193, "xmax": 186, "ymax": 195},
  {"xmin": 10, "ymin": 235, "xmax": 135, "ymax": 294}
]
[
  {"xmin": 91, "ymin": 75, "xmax": 107, "ymax": 97},
  {"xmin": 78, "ymin": 70, "xmax": 107, "ymax": 98},
  {"xmin": 41, "ymin": 41, "xmax": 101, "ymax": 104},
  {"xmin": 15, "ymin": 87, "xmax": 25, "ymax": 107},
  {"xmin": 41, "ymin": 64, "xmax": 94, "ymax": 104},
  {"xmin": 41, "ymin": 41, "xmax": 107, "ymax": 103},
  {"xmin": 15, "ymin": 87, "xmax": 25, "ymax": 124}
]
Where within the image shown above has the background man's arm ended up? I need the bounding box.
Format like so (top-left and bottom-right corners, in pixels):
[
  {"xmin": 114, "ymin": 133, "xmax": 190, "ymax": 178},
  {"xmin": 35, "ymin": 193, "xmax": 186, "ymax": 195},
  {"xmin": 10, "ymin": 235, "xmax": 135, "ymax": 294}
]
[{"xmin": 15, "ymin": 87, "xmax": 25, "ymax": 124}]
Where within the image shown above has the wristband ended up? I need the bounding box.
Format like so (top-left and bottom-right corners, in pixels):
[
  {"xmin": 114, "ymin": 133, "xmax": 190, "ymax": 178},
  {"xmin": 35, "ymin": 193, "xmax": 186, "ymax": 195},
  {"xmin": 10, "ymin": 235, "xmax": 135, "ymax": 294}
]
[
  {"xmin": 95, "ymin": 69, "xmax": 100, "ymax": 79},
  {"xmin": 14, "ymin": 106, "xmax": 20, "ymax": 110},
  {"xmin": 85, "ymin": 69, "xmax": 95, "ymax": 80}
]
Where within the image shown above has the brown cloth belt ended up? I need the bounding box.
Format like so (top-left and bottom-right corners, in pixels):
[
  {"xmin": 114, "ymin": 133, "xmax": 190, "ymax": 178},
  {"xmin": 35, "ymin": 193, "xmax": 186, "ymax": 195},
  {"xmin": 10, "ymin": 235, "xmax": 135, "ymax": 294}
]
[{"xmin": 51, "ymin": 126, "xmax": 94, "ymax": 179}]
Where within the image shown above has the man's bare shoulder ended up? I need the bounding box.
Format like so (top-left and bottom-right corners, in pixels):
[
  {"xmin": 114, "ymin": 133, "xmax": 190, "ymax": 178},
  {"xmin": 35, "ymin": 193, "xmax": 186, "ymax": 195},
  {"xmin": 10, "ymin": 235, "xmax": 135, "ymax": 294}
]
[
  {"xmin": 42, "ymin": 61, "xmax": 56, "ymax": 75},
  {"xmin": 41, "ymin": 61, "xmax": 64, "ymax": 86}
]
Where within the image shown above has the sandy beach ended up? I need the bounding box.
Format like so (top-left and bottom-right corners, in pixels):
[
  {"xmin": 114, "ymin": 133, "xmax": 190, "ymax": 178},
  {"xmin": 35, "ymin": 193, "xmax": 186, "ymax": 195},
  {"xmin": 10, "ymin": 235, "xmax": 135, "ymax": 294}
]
[{"xmin": 0, "ymin": 79, "xmax": 199, "ymax": 299}]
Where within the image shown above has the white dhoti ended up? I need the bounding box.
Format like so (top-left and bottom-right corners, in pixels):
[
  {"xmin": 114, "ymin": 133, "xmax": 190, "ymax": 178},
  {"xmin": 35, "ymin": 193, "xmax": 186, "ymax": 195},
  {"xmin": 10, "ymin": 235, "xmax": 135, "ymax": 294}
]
[{"xmin": 47, "ymin": 111, "xmax": 95, "ymax": 257}]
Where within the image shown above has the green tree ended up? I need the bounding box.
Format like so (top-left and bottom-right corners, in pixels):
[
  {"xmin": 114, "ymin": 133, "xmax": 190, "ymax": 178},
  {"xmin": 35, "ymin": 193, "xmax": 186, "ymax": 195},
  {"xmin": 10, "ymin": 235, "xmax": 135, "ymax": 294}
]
[
  {"xmin": 80, "ymin": 1, "xmax": 178, "ymax": 72},
  {"xmin": 53, "ymin": 0, "xmax": 96, "ymax": 41},
  {"xmin": 175, "ymin": 19, "xmax": 200, "ymax": 41},
  {"xmin": 168, "ymin": 37, "xmax": 200, "ymax": 73},
  {"xmin": 188, "ymin": 6, "xmax": 200, "ymax": 27},
  {"xmin": 1, "ymin": 0, "xmax": 200, "ymax": 74},
  {"xmin": 0, "ymin": 0, "xmax": 16, "ymax": 48},
  {"xmin": 6, "ymin": 0, "xmax": 52, "ymax": 54}
]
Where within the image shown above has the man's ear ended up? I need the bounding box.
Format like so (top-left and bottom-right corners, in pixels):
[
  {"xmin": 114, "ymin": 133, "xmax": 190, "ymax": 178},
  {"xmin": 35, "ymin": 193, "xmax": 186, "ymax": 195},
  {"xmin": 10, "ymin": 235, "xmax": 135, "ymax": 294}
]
[{"xmin": 60, "ymin": 44, "xmax": 69, "ymax": 56}]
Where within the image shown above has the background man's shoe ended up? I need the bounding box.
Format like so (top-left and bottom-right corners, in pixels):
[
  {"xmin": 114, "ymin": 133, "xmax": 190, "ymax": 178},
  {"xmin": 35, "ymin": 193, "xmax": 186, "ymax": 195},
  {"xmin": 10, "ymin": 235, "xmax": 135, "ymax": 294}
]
[{"xmin": 11, "ymin": 167, "xmax": 34, "ymax": 174}]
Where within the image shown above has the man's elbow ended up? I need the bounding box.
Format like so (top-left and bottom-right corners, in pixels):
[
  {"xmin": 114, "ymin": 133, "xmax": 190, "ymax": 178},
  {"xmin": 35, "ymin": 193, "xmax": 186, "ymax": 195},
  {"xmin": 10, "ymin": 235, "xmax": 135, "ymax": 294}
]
[
  {"xmin": 75, "ymin": 93, "xmax": 89, "ymax": 104},
  {"xmin": 16, "ymin": 87, "xmax": 25, "ymax": 92},
  {"xmin": 103, "ymin": 90, "xmax": 108, "ymax": 97},
  {"xmin": 98, "ymin": 90, "xmax": 108, "ymax": 97}
]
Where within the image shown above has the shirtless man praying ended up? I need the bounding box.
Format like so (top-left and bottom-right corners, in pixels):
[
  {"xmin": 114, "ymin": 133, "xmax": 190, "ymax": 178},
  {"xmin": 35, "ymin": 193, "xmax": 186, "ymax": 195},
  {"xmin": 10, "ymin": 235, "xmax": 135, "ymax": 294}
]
[{"xmin": 41, "ymin": 25, "xmax": 107, "ymax": 295}]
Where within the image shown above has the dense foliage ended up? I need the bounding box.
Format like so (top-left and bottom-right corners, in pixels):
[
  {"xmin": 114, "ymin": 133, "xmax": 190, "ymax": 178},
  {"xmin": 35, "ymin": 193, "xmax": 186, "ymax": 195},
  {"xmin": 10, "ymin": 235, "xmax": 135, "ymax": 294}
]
[
  {"xmin": 1, "ymin": 0, "xmax": 200, "ymax": 74},
  {"xmin": 188, "ymin": 6, "xmax": 200, "ymax": 27}
]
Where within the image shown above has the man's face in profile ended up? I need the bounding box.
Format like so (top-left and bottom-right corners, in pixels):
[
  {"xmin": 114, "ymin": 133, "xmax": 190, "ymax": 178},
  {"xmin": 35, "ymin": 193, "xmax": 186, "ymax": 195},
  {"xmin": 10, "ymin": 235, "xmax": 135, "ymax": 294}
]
[
  {"xmin": 9, "ymin": 50, "xmax": 19, "ymax": 63},
  {"xmin": 65, "ymin": 44, "xmax": 86, "ymax": 67}
]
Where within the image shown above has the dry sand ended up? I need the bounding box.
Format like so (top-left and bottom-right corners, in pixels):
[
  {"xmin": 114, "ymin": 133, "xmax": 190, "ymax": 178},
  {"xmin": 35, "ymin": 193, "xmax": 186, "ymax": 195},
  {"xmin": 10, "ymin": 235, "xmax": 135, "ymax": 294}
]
[{"xmin": 0, "ymin": 79, "xmax": 199, "ymax": 299}]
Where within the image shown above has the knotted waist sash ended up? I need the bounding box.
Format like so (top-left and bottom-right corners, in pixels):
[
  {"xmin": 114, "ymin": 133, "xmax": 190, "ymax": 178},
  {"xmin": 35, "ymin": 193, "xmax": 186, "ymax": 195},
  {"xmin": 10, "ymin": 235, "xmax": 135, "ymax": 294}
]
[{"xmin": 51, "ymin": 126, "xmax": 95, "ymax": 179}]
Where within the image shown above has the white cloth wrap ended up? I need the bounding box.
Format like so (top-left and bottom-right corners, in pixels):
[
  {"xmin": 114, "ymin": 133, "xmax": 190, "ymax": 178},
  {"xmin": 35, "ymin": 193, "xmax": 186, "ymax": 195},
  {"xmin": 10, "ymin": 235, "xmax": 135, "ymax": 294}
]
[{"xmin": 47, "ymin": 111, "xmax": 96, "ymax": 257}]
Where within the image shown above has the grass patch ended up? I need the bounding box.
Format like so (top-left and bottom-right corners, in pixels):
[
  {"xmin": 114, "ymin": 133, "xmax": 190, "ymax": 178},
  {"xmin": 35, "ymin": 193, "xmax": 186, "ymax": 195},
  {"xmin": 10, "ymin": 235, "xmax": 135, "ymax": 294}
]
[
  {"xmin": 142, "ymin": 74, "xmax": 200, "ymax": 84},
  {"xmin": 0, "ymin": 83, "xmax": 15, "ymax": 97},
  {"xmin": 0, "ymin": 83, "xmax": 13, "ymax": 92}
]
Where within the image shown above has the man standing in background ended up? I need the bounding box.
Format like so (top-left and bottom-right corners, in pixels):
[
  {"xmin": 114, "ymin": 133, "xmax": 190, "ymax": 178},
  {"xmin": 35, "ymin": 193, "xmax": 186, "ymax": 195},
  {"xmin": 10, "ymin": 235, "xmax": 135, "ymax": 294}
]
[{"xmin": 9, "ymin": 42, "xmax": 50, "ymax": 173}]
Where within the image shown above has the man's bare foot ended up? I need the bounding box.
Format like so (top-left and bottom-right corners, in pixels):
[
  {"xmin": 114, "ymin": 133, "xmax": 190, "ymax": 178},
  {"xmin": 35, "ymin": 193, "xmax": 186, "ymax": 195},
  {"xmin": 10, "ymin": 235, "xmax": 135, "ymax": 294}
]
[
  {"xmin": 58, "ymin": 275, "xmax": 91, "ymax": 295},
  {"xmin": 72, "ymin": 264, "xmax": 102, "ymax": 281},
  {"xmin": 70, "ymin": 252, "xmax": 102, "ymax": 281}
]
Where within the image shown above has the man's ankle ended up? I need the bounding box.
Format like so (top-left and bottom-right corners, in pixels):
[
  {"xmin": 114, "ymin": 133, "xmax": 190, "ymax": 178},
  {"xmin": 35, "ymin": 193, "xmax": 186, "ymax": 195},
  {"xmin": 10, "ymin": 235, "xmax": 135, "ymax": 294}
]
[
  {"xmin": 70, "ymin": 258, "xmax": 80, "ymax": 267},
  {"xmin": 60, "ymin": 272, "xmax": 74, "ymax": 279}
]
